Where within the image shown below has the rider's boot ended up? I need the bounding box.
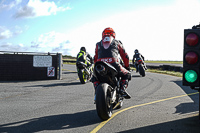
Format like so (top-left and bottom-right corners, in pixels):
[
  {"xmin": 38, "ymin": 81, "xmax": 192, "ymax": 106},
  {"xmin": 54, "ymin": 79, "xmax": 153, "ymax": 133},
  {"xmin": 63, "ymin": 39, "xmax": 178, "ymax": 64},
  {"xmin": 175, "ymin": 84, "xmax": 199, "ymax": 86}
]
[
  {"xmin": 145, "ymin": 65, "xmax": 148, "ymax": 70},
  {"xmin": 120, "ymin": 80, "xmax": 131, "ymax": 99},
  {"xmin": 143, "ymin": 63, "xmax": 148, "ymax": 70},
  {"xmin": 134, "ymin": 64, "xmax": 138, "ymax": 72},
  {"xmin": 135, "ymin": 66, "xmax": 138, "ymax": 72}
]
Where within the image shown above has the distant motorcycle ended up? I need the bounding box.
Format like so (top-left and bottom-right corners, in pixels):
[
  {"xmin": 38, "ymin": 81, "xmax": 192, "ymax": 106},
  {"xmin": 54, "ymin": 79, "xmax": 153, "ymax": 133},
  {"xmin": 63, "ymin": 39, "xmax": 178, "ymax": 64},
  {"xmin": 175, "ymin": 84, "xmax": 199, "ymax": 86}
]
[
  {"xmin": 76, "ymin": 61, "xmax": 93, "ymax": 84},
  {"xmin": 94, "ymin": 61, "xmax": 131, "ymax": 120},
  {"xmin": 135, "ymin": 59, "xmax": 145, "ymax": 77}
]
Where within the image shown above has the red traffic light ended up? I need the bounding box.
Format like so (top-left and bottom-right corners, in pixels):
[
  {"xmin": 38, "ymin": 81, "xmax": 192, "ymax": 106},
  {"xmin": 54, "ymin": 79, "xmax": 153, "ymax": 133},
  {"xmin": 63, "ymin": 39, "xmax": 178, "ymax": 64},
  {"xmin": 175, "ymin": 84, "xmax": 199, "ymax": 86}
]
[
  {"xmin": 186, "ymin": 33, "xmax": 199, "ymax": 46},
  {"xmin": 185, "ymin": 51, "xmax": 198, "ymax": 64}
]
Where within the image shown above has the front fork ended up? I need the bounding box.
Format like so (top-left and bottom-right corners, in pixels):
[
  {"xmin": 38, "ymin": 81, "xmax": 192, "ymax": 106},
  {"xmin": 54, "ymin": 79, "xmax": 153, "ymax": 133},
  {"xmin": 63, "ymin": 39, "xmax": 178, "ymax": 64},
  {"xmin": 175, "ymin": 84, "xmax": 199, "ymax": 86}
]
[{"xmin": 112, "ymin": 84, "xmax": 124, "ymax": 109}]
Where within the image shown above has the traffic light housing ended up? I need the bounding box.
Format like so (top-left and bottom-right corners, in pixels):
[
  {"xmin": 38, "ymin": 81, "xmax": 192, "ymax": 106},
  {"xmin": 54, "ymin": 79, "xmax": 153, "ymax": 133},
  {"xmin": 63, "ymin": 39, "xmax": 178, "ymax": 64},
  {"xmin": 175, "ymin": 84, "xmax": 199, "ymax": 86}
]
[{"xmin": 183, "ymin": 25, "xmax": 200, "ymax": 87}]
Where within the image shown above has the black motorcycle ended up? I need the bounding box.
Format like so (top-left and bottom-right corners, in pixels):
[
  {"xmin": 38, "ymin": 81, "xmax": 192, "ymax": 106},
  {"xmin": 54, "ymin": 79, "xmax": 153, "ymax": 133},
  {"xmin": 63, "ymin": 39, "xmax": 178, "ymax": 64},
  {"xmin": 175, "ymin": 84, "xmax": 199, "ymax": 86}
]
[
  {"xmin": 93, "ymin": 61, "xmax": 130, "ymax": 120},
  {"xmin": 76, "ymin": 61, "xmax": 93, "ymax": 84},
  {"xmin": 135, "ymin": 59, "xmax": 146, "ymax": 77}
]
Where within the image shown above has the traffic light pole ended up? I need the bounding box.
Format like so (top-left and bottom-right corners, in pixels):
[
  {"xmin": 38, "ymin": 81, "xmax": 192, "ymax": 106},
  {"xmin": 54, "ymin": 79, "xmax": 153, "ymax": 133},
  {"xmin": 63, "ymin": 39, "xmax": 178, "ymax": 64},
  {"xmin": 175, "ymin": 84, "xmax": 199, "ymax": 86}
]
[{"xmin": 191, "ymin": 87, "xmax": 200, "ymax": 120}]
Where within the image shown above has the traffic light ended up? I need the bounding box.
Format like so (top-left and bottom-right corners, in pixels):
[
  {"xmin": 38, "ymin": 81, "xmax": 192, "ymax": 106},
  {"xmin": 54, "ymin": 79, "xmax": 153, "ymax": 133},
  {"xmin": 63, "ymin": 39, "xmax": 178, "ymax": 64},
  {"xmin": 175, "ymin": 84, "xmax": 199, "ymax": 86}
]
[{"xmin": 183, "ymin": 25, "xmax": 200, "ymax": 88}]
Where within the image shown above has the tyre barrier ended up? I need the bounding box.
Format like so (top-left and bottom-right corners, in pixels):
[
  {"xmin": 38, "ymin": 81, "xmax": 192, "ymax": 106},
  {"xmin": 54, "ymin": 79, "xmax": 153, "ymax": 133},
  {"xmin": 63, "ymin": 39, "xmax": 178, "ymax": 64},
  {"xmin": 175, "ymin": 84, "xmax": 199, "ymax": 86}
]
[
  {"xmin": 161, "ymin": 65, "xmax": 183, "ymax": 73},
  {"xmin": 128, "ymin": 64, "xmax": 182, "ymax": 73}
]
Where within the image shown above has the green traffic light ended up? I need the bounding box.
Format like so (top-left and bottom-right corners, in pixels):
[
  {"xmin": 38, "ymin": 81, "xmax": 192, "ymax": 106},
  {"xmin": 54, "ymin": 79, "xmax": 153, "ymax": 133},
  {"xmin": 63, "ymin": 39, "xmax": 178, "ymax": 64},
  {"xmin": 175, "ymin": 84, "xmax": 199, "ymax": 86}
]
[{"xmin": 184, "ymin": 70, "xmax": 198, "ymax": 83}]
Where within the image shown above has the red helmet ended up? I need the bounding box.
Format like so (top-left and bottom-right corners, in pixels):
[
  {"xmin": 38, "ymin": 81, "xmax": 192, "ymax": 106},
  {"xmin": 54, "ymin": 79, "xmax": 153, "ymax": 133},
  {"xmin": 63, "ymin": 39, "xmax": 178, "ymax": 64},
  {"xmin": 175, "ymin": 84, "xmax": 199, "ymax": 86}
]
[{"xmin": 102, "ymin": 27, "xmax": 116, "ymax": 38}]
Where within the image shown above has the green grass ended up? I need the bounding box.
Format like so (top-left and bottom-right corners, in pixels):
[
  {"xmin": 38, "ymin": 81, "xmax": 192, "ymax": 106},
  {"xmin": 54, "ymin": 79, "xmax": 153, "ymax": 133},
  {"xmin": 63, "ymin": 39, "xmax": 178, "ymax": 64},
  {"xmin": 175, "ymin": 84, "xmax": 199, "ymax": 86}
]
[
  {"xmin": 147, "ymin": 69, "xmax": 182, "ymax": 77},
  {"xmin": 144, "ymin": 60, "xmax": 183, "ymax": 64},
  {"xmin": 63, "ymin": 58, "xmax": 76, "ymax": 61},
  {"xmin": 131, "ymin": 67, "xmax": 182, "ymax": 77},
  {"xmin": 63, "ymin": 55, "xmax": 76, "ymax": 59}
]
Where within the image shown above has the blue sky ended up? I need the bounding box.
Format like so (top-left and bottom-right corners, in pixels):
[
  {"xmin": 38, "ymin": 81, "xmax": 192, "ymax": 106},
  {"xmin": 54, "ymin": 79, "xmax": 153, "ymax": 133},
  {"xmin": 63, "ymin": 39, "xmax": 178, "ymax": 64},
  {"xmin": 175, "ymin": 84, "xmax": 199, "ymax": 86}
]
[{"xmin": 0, "ymin": 0, "xmax": 200, "ymax": 61}]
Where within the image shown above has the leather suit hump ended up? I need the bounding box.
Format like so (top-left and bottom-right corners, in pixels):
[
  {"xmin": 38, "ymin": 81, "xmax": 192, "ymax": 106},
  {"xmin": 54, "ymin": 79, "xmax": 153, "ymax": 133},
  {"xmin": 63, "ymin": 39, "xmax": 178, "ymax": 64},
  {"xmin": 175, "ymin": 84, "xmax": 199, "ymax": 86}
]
[{"xmin": 96, "ymin": 39, "xmax": 120, "ymax": 64}]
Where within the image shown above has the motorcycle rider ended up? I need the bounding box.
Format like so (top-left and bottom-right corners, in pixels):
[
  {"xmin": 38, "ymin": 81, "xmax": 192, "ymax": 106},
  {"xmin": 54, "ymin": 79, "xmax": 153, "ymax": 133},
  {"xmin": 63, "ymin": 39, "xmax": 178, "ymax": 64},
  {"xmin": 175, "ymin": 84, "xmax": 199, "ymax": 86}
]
[
  {"xmin": 132, "ymin": 49, "xmax": 147, "ymax": 72},
  {"xmin": 76, "ymin": 47, "xmax": 93, "ymax": 70},
  {"xmin": 92, "ymin": 27, "xmax": 131, "ymax": 100}
]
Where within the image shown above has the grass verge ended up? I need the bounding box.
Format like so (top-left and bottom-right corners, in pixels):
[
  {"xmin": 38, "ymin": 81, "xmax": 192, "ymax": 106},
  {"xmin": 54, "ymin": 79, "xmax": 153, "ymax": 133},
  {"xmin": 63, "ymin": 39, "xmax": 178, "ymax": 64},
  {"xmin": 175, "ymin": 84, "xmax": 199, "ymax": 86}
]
[
  {"xmin": 145, "ymin": 60, "xmax": 183, "ymax": 64},
  {"xmin": 147, "ymin": 69, "xmax": 182, "ymax": 77},
  {"xmin": 131, "ymin": 67, "xmax": 182, "ymax": 77}
]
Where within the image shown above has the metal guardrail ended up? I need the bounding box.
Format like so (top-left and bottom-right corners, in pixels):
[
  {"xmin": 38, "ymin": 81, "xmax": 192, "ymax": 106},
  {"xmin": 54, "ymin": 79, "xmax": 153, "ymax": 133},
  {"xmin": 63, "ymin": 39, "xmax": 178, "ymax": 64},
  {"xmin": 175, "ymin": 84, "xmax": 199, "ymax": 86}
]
[{"xmin": 0, "ymin": 51, "xmax": 59, "ymax": 55}]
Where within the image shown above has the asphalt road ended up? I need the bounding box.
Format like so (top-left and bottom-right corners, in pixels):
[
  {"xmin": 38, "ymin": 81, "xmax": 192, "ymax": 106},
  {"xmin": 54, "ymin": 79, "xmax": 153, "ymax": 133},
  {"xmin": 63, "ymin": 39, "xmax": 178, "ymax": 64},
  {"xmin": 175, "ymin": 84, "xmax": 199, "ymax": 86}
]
[{"xmin": 0, "ymin": 64, "xmax": 199, "ymax": 133}]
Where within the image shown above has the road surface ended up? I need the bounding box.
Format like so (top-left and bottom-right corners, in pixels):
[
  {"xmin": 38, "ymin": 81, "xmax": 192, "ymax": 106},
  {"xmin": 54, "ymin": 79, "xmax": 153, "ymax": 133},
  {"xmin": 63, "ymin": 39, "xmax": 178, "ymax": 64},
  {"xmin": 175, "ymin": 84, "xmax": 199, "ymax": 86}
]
[{"xmin": 0, "ymin": 64, "xmax": 199, "ymax": 133}]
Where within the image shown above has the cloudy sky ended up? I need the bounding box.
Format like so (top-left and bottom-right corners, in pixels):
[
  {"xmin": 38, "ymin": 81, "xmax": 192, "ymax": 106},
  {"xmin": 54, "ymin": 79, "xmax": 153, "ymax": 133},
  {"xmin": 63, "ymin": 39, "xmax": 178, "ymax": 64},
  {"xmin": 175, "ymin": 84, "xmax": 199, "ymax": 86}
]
[{"xmin": 0, "ymin": 0, "xmax": 200, "ymax": 61}]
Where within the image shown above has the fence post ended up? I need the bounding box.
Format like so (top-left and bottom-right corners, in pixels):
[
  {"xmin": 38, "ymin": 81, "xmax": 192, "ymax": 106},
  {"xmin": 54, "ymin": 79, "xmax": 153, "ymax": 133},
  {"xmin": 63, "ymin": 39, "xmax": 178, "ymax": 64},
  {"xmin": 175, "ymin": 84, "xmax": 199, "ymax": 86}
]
[{"xmin": 58, "ymin": 53, "xmax": 62, "ymax": 80}]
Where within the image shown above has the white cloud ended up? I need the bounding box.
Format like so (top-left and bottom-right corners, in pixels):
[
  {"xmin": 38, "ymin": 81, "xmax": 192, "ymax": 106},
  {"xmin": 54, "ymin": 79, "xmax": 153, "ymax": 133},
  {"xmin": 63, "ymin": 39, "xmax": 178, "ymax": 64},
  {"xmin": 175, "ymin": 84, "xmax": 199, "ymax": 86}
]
[
  {"xmin": 0, "ymin": 26, "xmax": 13, "ymax": 39},
  {"xmin": 14, "ymin": 25, "xmax": 23, "ymax": 35},
  {"xmin": 66, "ymin": 0, "xmax": 200, "ymax": 61},
  {"xmin": 0, "ymin": 42, "xmax": 28, "ymax": 52},
  {"xmin": 14, "ymin": 0, "xmax": 71, "ymax": 18},
  {"xmin": 0, "ymin": 0, "xmax": 22, "ymax": 12},
  {"xmin": 19, "ymin": 43, "xmax": 24, "ymax": 47},
  {"xmin": 30, "ymin": 31, "xmax": 72, "ymax": 54},
  {"xmin": 0, "ymin": 25, "xmax": 25, "ymax": 39}
]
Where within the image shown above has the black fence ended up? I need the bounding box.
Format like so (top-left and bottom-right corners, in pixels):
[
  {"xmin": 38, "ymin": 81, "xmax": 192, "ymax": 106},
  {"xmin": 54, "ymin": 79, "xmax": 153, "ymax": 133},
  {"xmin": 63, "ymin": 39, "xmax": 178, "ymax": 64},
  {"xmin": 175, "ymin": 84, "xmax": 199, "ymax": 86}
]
[{"xmin": 0, "ymin": 51, "xmax": 61, "ymax": 81}]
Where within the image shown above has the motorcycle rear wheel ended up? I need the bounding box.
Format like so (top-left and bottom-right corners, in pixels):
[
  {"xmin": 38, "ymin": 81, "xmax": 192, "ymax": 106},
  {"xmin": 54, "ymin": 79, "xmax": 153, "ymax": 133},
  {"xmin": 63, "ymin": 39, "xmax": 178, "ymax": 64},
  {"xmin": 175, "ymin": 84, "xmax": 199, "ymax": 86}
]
[
  {"xmin": 139, "ymin": 65, "xmax": 145, "ymax": 77},
  {"xmin": 78, "ymin": 69, "xmax": 87, "ymax": 84},
  {"xmin": 96, "ymin": 83, "xmax": 113, "ymax": 120}
]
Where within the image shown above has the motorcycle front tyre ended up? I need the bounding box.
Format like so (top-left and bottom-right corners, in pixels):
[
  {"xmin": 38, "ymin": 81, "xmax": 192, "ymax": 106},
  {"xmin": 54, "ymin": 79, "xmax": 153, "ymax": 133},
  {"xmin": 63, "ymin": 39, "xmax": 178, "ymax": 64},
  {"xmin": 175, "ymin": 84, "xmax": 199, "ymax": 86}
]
[
  {"xmin": 139, "ymin": 65, "xmax": 145, "ymax": 77},
  {"xmin": 96, "ymin": 83, "xmax": 113, "ymax": 120},
  {"xmin": 78, "ymin": 69, "xmax": 87, "ymax": 84}
]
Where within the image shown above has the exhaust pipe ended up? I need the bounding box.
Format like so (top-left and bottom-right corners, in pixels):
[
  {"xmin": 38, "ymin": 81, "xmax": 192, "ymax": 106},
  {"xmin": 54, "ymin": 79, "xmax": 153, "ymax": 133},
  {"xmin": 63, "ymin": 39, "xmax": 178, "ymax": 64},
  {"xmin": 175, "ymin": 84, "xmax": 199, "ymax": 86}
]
[{"xmin": 95, "ymin": 64, "xmax": 107, "ymax": 76}]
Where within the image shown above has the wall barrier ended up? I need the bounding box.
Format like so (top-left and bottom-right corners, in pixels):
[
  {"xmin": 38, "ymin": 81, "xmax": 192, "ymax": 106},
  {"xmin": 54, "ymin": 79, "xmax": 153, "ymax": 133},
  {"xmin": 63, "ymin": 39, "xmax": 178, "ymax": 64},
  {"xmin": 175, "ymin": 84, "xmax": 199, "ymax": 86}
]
[{"xmin": 0, "ymin": 51, "xmax": 62, "ymax": 81}]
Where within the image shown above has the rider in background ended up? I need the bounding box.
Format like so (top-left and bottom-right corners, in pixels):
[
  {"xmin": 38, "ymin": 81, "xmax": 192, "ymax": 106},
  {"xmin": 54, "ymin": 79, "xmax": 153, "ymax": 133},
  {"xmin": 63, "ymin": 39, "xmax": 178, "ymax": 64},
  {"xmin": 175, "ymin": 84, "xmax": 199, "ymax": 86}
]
[
  {"xmin": 76, "ymin": 47, "xmax": 93, "ymax": 68},
  {"xmin": 132, "ymin": 49, "xmax": 147, "ymax": 72},
  {"xmin": 92, "ymin": 27, "xmax": 131, "ymax": 100}
]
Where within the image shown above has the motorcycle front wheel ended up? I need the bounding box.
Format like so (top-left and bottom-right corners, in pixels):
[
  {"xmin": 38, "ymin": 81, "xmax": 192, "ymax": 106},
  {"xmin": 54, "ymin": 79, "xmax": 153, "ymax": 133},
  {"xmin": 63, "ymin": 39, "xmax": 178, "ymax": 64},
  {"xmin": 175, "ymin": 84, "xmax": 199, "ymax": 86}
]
[
  {"xmin": 78, "ymin": 69, "xmax": 87, "ymax": 84},
  {"xmin": 96, "ymin": 83, "xmax": 113, "ymax": 120}
]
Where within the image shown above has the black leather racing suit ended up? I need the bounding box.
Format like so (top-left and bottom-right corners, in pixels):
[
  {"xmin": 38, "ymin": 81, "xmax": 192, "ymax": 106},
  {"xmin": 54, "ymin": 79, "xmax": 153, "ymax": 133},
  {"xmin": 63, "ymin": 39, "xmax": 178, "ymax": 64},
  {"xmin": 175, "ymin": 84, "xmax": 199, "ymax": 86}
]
[
  {"xmin": 93, "ymin": 39, "xmax": 131, "ymax": 89},
  {"xmin": 132, "ymin": 53, "xmax": 145, "ymax": 71},
  {"xmin": 76, "ymin": 50, "xmax": 93, "ymax": 67},
  {"xmin": 94, "ymin": 39, "xmax": 130, "ymax": 78}
]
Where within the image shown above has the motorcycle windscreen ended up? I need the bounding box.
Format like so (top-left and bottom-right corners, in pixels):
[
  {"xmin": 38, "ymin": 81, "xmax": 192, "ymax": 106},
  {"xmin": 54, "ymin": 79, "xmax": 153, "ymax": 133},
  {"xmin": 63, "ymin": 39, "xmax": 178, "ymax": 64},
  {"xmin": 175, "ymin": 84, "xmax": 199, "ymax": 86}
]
[{"xmin": 102, "ymin": 36, "xmax": 113, "ymax": 49}]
